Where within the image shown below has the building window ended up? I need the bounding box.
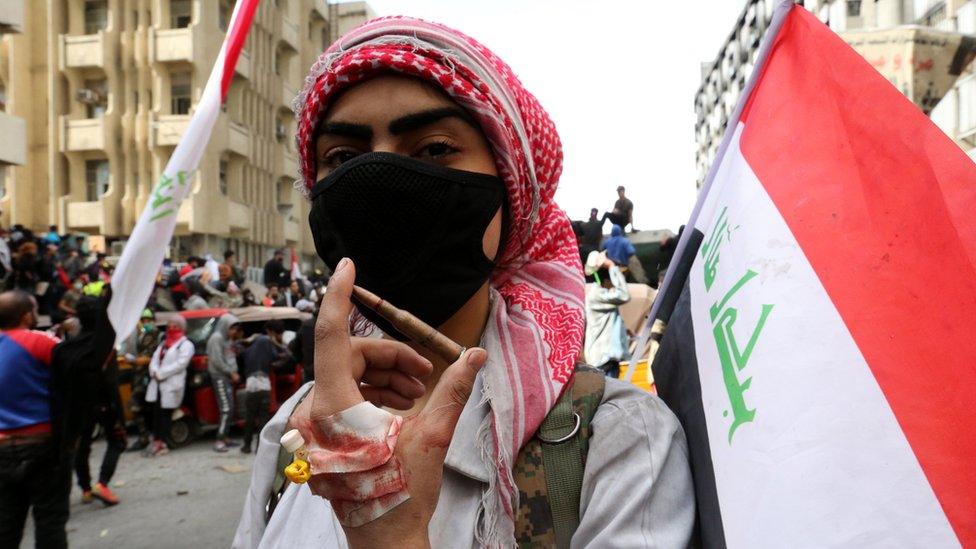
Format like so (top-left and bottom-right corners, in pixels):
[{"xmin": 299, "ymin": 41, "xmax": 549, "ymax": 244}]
[
  {"xmin": 219, "ymin": 159, "xmax": 229, "ymax": 195},
  {"xmin": 84, "ymin": 0, "xmax": 108, "ymax": 34},
  {"xmin": 171, "ymin": 0, "xmax": 192, "ymax": 28},
  {"xmin": 846, "ymin": 1, "xmax": 862, "ymax": 17},
  {"xmin": 0, "ymin": 166, "xmax": 6, "ymax": 198},
  {"xmin": 274, "ymin": 49, "xmax": 284, "ymax": 76},
  {"xmin": 321, "ymin": 27, "xmax": 330, "ymax": 51},
  {"xmin": 85, "ymin": 160, "xmax": 110, "ymax": 201},
  {"xmin": 960, "ymin": 77, "xmax": 976, "ymax": 134},
  {"xmin": 171, "ymin": 71, "xmax": 191, "ymax": 115},
  {"xmin": 219, "ymin": 0, "xmax": 232, "ymax": 31},
  {"xmin": 275, "ymin": 115, "xmax": 286, "ymax": 142}
]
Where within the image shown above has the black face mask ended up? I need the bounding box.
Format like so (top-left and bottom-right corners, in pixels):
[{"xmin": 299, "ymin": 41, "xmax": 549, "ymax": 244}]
[{"xmin": 308, "ymin": 152, "xmax": 506, "ymax": 339}]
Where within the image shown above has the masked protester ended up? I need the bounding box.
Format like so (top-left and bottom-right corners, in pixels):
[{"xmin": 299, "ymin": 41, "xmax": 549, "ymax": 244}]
[
  {"xmin": 235, "ymin": 17, "xmax": 694, "ymax": 548},
  {"xmin": 122, "ymin": 309, "xmax": 160, "ymax": 451},
  {"xmin": 144, "ymin": 316, "xmax": 193, "ymax": 457}
]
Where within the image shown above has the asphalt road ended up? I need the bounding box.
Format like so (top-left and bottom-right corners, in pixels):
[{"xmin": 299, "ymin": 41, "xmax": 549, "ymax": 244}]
[{"xmin": 21, "ymin": 437, "xmax": 255, "ymax": 548}]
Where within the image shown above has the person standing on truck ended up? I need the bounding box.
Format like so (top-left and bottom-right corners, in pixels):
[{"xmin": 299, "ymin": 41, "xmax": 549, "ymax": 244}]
[
  {"xmin": 144, "ymin": 316, "xmax": 194, "ymax": 457},
  {"xmin": 207, "ymin": 314, "xmax": 243, "ymax": 453}
]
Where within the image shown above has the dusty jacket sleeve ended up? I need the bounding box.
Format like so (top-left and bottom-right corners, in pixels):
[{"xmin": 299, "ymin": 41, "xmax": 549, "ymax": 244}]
[{"xmin": 573, "ymin": 378, "xmax": 695, "ymax": 548}]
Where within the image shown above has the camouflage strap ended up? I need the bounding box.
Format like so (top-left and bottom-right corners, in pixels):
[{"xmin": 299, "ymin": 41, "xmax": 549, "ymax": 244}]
[{"xmin": 514, "ymin": 365, "xmax": 606, "ymax": 548}]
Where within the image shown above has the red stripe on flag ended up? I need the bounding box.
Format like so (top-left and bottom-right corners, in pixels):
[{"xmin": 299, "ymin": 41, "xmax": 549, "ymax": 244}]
[
  {"xmin": 220, "ymin": 0, "xmax": 260, "ymax": 100},
  {"xmin": 740, "ymin": 8, "xmax": 976, "ymax": 544}
]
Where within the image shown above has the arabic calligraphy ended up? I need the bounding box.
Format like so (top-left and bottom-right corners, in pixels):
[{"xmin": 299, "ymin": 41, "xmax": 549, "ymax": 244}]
[{"xmin": 701, "ymin": 207, "xmax": 774, "ymax": 444}]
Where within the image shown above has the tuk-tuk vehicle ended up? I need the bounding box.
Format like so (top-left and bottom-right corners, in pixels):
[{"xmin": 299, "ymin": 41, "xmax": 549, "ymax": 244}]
[{"xmin": 118, "ymin": 306, "xmax": 311, "ymax": 447}]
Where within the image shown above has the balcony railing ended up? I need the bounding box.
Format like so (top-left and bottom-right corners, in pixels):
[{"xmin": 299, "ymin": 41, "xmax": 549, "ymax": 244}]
[
  {"xmin": 66, "ymin": 201, "xmax": 104, "ymax": 231},
  {"xmin": 60, "ymin": 33, "xmax": 109, "ymax": 69},
  {"xmin": 226, "ymin": 120, "xmax": 251, "ymax": 158},
  {"xmin": 235, "ymin": 49, "xmax": 251, "ymax": 80},
  {"xmin": 0, "ymin": 112, "xmax": 26, "ymax": 165},
  {"xmin": 284, "ymin": 219, "xmax": 300, "ymax": 243},
  {"xmin": 151, "ymin": 27, "xmax": 198, "ymax": 64},
  {"xmin": 152, "ymin": 114, "xmax": 191, "ymax": 147},
  {"xmin": 277, "ymin": 148, "xmax": 299, "ymax": 179},
  {"xmin": 280, "ymin": 15, "xmax": 300, "ymax": 50},
  {"xmin": 61, "ymin": 117, "xmax": 107, "ymax": 152},
  {"xmin": 229, "ymin": 201, "xmax": 250, "ymax": 230},
  {"xmin": 280, "ymin": 79, "xmax": 298, "ymax": 110}
]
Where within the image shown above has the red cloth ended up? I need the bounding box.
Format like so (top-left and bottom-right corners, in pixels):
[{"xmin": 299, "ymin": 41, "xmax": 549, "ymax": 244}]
[{"xmin": 163, "ymin": 326, "xmax": 185, "ymax": 350}]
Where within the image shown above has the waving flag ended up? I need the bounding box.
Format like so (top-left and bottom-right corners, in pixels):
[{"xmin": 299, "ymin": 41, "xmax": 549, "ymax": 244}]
[
  {"xmin": 108, "ymin": 0, "xmax": 260, "ymax": 344},
  {"xmin": 650, "ymin": 2, "xmax": 976, "ymax": 547}
]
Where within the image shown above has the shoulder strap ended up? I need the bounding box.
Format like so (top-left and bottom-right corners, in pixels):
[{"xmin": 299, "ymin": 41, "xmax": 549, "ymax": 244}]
[{"xmin": 514, "ymin": 365, "xmax": 606, "ymax": 548}]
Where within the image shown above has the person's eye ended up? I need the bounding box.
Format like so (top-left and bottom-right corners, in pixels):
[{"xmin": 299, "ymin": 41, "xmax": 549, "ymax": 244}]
[
  {"xmin": 414, "ymin": 139, "xmax": 459, "ymax": 160},
  {"xmin": 320, "ymin": 148, "xmax": 362, "ymax": 170}
]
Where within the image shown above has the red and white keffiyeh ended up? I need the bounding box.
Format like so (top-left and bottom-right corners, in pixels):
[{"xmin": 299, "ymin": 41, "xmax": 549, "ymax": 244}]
[{"xmin": 295, "ymin": 16, "xmax": 584, "ymax": 545}]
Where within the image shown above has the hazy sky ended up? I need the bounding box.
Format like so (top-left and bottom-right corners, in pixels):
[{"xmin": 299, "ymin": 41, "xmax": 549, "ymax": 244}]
[{"xmin": 361, "ymin": 0, "xmax": 749, "ymax": 231}]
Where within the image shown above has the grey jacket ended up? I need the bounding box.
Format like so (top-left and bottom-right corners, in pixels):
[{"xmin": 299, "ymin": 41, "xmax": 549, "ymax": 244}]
[{"xmin": 206, "ymin": 314, "xmax": 239, "ymax": 380}]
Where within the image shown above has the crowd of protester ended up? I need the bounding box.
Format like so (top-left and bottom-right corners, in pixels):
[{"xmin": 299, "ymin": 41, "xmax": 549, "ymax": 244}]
[{"xmin": 0, "ymin": 224, "xmax": 325, "ymax": 547}]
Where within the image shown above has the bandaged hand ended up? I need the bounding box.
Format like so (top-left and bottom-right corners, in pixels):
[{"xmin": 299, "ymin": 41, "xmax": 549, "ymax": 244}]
[{"xmin": 295, "ymin": 257, "xmax": 486, "ymax": 548}]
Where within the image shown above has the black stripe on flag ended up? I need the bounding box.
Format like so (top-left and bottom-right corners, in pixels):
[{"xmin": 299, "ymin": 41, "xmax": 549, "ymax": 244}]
[{"xmin": 651, "ymin": 228, "xmax": 726, "ymax": 548}]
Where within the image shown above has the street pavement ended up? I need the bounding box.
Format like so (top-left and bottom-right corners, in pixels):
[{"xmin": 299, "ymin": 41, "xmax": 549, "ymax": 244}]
[{"xmin": 22, "ymin": 437, "xmax": 256, "ymax": 548}]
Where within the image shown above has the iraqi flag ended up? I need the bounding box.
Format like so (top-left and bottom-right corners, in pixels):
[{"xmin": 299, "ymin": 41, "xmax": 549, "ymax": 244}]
[
  {"xmin": 108, "ymin": 0, "xmax": 260, "ymax": 344},
  {"xmin": 650, "ymin": 2, "xmax": 976, "ymax": 547}
]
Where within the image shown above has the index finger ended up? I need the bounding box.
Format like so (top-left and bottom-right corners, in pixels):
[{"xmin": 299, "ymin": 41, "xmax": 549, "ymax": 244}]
[{"xmin": 312, "ymin": 257, "xmax": 362, "ymax": 416}]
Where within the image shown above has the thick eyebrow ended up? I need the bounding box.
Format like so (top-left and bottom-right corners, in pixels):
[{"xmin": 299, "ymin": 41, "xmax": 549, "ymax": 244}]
[
  {"xmin": 388, "ymin": 107, "xmax": 477, "ymax": 136},
  {"xmin": 319, "ymin": 121, "xmax": 373, "ymax": 141}
]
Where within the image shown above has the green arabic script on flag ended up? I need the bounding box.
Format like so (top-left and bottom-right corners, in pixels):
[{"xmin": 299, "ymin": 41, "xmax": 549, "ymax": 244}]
[{"xmin": 701, "ymin": 206, "xmax": 775, "ymax": 443}]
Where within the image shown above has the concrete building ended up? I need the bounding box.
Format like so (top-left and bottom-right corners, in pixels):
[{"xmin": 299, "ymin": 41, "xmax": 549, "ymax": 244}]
[
  {"xmin": 695, "ymin": 0, "xmax": 976, "ymax": 188},
  {"xmin": 0, "ymin": 0, "xmax": 27, "ymax": 190},
  {"xmin": 0, "ymin": 0, "xmax": 373, "ymax": 268}
]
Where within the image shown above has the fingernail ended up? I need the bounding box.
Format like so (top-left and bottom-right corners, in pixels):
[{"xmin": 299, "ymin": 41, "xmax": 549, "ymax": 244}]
[
  {"xmin": 467, "ymin": 348, "xmax": 487, "ymax": 371},
  {"xmin": 335, "ymin": 257, "xmax": 350, "ymax": 273}
]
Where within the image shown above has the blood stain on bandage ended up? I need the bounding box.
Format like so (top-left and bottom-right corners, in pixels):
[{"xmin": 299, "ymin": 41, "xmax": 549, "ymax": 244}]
[{"xmin": 296, "ymin": 402, "xmax": 410, "ymax": 526}]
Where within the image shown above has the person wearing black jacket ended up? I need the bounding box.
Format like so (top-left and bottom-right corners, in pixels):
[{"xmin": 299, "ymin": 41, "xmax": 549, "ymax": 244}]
[
  {"xmin": 262, "ymin": 249, "xmax": 290, "ymax": 288},
  {"xmin": 288, "ymin": 311, "xmax": 317, "ymax": 383},
  {"xmin": 49, "ymin": 290, "xmax": 121, "ymax": 506}
]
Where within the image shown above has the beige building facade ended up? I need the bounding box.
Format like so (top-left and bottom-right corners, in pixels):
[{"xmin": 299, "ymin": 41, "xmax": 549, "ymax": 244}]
[
  {"xmin": 0, "ymin": 0, "xmax": 373, "ymax": 268},
  {"xmin": 0, "ymin": 0, "xmax": 27, "ymax": 174},
  {"xmin": 695, "ymin": 0, "xmax": 976, "ymax": 188}
]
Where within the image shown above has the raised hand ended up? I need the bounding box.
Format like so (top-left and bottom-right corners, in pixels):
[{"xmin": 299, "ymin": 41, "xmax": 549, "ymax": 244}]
[{"xmin": 292, "ymin": 258, "xmax": 486, "ymax": 547}]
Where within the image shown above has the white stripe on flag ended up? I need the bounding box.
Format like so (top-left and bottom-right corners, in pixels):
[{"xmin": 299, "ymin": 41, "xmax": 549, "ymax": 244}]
[{"xmin": 690, "ymin": 124, "xmax": 957, "ymax": 547}]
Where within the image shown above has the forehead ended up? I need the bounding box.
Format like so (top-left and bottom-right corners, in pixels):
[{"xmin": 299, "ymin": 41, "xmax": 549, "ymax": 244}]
[{"xmin": 324, "ymin": 74, "xmax": 458, "ymax": 124}]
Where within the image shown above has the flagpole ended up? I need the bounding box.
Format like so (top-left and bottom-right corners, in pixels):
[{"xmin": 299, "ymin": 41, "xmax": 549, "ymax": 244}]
[{"xmin": 628, "ymin": 0, "xmax": 796, "ymax": 379}]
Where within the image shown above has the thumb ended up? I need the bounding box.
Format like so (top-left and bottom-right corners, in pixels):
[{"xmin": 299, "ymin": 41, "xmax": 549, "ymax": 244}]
[{"xmin": 420, "ymin": 348, "xmax": 487, "ymax": 444}]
